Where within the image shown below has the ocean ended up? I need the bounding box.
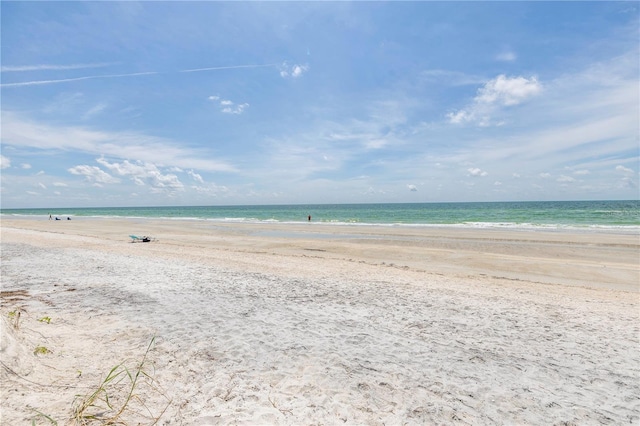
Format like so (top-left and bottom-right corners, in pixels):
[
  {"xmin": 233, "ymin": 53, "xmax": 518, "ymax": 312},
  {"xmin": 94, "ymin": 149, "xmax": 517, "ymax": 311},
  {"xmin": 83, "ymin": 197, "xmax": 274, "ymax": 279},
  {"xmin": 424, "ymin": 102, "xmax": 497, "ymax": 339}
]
[{"xmin": 2, "ymin": 200, "xmax": 639, "ymax": 231}]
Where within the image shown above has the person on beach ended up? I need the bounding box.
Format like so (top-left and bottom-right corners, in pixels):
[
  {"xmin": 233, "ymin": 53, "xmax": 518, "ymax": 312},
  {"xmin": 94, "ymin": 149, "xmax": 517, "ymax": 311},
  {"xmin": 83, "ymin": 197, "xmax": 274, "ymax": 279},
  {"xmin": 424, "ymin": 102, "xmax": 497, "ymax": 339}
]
[
  {"xmin": 308, "ymin": 215, "xmax": 311, "ymax": 221},
  {"xmin": 49, "ymin": 213, "xmax": 52, "ymax": 220}
]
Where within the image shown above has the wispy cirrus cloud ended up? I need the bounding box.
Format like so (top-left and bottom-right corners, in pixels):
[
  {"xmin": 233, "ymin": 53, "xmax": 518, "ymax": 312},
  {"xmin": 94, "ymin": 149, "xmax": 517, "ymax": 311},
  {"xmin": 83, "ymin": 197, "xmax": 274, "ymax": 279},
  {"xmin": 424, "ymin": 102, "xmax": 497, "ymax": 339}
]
[
  {"xmin": 82, "ymin": 103, "xmax": 108, "ymax": 120},
  {"xmin": 615, "ymin": 165, "xmax": 634, "ymax": 175},
  {"xmin": 420, "ymin": 69, "xmax": 485, "ymax": 86},
  {"xmin": 2, "ymin": 111, "xmax": 237, "ymax": 172},
  {"xmin": 187, "ymin": 170, "xmax": 204, "ymax": 184}
]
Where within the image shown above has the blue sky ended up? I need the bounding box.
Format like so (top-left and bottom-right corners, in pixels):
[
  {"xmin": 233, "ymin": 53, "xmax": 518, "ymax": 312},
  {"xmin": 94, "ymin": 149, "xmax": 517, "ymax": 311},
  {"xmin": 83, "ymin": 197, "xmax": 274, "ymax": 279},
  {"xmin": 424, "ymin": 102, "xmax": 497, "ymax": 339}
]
[{"xmin": 1, "ymin": 1, "xmax": 638, "ymax": 208}]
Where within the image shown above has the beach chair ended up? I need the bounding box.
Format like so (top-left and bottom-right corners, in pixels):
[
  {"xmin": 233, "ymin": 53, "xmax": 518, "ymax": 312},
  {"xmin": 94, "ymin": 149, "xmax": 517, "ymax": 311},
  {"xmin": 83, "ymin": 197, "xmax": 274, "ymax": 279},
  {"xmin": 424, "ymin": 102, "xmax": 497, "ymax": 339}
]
[{"xmin": 129, "ymin": 235, "xmax": 153, "ymax": 243}]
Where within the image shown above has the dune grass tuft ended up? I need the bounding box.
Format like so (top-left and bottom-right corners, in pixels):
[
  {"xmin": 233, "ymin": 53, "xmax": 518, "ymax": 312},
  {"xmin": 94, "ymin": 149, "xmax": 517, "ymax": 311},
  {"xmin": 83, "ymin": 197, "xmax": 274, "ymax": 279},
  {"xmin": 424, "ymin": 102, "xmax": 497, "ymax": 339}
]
[
  {"xmin": 71, "ymin": 336, "xmax": 170, "ymax": 425},
  {"xmin": 30, "ymin": 409, "xmax": 58, "ymax": 425}
]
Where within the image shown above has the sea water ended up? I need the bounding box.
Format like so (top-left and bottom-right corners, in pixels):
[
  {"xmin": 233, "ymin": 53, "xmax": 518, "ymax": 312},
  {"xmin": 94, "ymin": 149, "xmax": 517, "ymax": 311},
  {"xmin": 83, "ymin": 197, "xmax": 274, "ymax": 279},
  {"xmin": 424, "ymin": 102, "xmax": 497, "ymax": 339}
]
[{"xmin": 2, "ymin": 200, "xmax": 639, "ymax": 231}]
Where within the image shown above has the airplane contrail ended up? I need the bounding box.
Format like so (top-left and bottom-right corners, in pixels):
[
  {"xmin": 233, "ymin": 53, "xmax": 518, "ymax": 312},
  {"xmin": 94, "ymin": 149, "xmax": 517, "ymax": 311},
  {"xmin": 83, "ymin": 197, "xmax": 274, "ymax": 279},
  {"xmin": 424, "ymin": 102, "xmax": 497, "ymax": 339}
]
[
  {"xmin": 1, "ymin": 62, "xmax": 116, "ymax": 72},
  {"xmin": 180, "ymin": 63, "xmax": 278, "ymax": 73},
  {"xmin": 1, "ymin": 63, "xmax": 279, "ymax": 88},
  {"xmin": 0, "ymin": 71, "xmax": 159, "ymax": 88}
]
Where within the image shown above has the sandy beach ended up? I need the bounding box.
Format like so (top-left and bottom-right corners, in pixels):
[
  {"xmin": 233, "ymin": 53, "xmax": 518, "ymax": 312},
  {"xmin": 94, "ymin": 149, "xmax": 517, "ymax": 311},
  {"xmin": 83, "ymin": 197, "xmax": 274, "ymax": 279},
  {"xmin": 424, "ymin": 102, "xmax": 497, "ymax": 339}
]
[{"xmin": 1, "ymin": 217, "xmax": 638, "ymax": 425}]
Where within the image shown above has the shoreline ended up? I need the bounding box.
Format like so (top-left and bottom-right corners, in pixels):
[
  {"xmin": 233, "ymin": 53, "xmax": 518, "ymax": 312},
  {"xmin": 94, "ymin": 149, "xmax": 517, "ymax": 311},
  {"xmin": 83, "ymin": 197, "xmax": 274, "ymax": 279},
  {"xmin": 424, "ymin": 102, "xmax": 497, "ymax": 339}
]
[
  {"xmin": 3, "ymin": 212, "xmax": 639, "ymax": 235},
  {"xmin": 1, "ymin": 218, "xmax": 639, "ymax": 424}
]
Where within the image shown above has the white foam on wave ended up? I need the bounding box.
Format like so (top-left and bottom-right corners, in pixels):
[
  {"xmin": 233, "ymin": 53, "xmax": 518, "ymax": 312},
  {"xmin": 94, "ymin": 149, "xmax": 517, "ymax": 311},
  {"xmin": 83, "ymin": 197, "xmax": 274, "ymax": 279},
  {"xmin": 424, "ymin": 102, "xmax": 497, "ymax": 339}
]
[{"xmin": 3, "ymin": 213, "xmax": 639, "ymax": 234}]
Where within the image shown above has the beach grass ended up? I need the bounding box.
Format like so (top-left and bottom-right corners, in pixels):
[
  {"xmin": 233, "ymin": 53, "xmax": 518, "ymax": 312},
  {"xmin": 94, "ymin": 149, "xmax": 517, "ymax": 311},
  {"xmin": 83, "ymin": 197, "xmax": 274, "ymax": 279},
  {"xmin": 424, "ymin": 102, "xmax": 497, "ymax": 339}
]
[{"xmin": 71, "ymin": 337, "xmax": 170, "ymax": 425}]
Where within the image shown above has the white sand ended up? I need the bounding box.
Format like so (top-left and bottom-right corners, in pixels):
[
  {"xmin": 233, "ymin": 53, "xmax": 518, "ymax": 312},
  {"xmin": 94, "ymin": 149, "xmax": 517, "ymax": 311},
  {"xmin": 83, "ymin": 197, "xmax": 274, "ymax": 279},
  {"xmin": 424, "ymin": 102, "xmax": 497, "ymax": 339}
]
[{"xmin": 1, "ymin": 218, "xmax": 638, "ymax": 425}]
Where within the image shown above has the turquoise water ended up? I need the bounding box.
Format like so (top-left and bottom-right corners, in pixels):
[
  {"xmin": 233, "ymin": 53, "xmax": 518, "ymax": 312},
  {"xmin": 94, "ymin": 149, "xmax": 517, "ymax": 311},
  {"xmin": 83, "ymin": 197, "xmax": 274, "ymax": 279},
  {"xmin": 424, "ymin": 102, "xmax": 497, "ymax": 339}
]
[{"xmin": 2, "ymin": 201, "xmax": 639, "ymax": 230}]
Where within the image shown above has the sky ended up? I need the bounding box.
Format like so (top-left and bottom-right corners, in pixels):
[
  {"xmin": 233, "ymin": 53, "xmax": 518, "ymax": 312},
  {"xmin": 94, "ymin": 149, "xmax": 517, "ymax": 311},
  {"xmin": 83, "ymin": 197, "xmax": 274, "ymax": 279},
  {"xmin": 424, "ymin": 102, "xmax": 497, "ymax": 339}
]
[{"xmin": 1, "ymin": 1, "xmax": 638, "ymax": 208}]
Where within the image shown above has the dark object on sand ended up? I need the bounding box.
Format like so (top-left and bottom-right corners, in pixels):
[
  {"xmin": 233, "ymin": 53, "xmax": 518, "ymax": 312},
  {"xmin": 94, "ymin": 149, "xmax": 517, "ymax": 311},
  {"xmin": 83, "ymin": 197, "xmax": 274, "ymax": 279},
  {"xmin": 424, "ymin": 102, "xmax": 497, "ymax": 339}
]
[{"xmin": 129, "ymin": 235, "xmax": 155, "ymax": 243}]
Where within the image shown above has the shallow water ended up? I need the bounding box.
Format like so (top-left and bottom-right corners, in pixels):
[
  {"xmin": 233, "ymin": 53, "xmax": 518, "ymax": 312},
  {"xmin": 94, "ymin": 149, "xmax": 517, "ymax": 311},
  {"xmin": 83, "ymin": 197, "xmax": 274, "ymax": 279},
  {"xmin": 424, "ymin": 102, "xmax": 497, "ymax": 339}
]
[{"xmin": 3, "ymin": 200, "xmax": 639, "ymax": 230}]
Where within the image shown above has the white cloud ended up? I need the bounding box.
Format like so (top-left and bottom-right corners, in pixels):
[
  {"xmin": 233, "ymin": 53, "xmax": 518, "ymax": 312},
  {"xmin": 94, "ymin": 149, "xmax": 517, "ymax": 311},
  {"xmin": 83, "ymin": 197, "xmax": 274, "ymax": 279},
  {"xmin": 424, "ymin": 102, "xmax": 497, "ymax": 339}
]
[
  {"xmin": 209, "ymin": 96, "xmax": 249, "ymax": 114},
  {"xmin": 557, "ymin": 175, "xmax": 575, "ymax": 183},
  {"xmin": 447, "ymin": 110, "xmax": 473, "ymax": 125},
  {"xmin": 448, "ymin": 74, "xmax": 542, "ymax": 126},
  {"xmin": 21, "ymin": 163, "xmax": 32, "ymax": 169},
  {"xmin": 38, "ymin": 182, "xmax": 47, "ymax": 189},
  {"xmin": 364, "ymin": 139, "xmax": 387, "ymax": 149},
  {"xmin": 2, "ymin": 111, "xmax": 235, "ymax": 172},
  {"xmin": 574, "ymin": 169, "xmax": 590, "ymax": 175},
  {"xmin": 467, "ymin": 167, "xmax": 488, "ymax": 177},
  {"xmin": 280, "ymin": 62, "xmax": 309, "ymax": 78},
  {"xmin": 291, "ymin": 65, "xmax": 308, "ymax": 78},
  {"xmin": 620, "ymin": 177, "xmax": 637, "ymax": 188},
  {"xmin": 0, "ymin": 155, "xmax": 10, "ymax": 169},
  {"xmin": 95, "ymin": 158, "xmax": 184, "ymax": 193},
  {"xmin": 188, "ymin": 170, "xmax": 204, "ymax": 184},
  {"xmin": 68, "ymin": 165, "xmax": 119, "ymax": 184},
  {"xmin": 615, "ymin": 165, "xmax": 634, "ymax": 175},
  {"xmin": 82, "ymin": 103, "xmax": 107, "ymax": 120},
  {"xmin": 539, "ymin": 173, "xmax": 552, "ymax": 179},
  {"xmin": 476, "ymin": 75, "xmax": 542, "ymax": 106},
  {"xmin": 407, "ymin": 184, "xmax": 417, "ymax": 192},
  {"xmin": 191, "ymin": 181, "xmax": 229, "ymax": 196},
  {"xmin": 53, "ymin": 182, "xmax": 68, "ymax": 187},
  {"xmin": 496, "ymin": 51, "xmax": 517, "ymax": 62},
  {"xmin": 222, "ymin": 103, "xmax": 249, "ymax": 115}
]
